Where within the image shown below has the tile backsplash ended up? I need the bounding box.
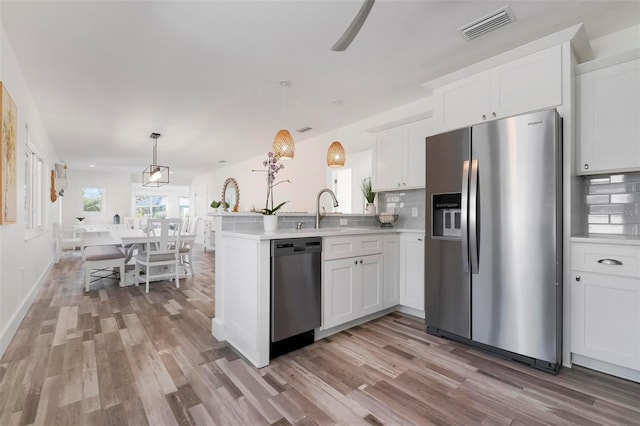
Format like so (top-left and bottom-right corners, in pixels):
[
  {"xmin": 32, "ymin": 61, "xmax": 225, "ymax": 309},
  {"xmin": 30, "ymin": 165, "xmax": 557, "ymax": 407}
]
[
  {"xmin": 378, "ymin": 189, "xmax": 425, "ymax": 229},
  {"xmin": 584, "ymin": 172, "xmax": 640, "ymax": 236}
]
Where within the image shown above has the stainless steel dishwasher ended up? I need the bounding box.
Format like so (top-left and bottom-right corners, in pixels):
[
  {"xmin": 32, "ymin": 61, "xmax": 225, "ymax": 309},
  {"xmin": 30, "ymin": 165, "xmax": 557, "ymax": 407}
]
[{"xmin": 270, "ymin": 237, "xmax": 322, "ymax": 358}]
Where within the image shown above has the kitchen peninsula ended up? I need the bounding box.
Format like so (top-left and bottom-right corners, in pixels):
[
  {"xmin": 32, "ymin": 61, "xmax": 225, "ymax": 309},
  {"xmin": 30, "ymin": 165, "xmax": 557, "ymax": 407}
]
[{"xmin": 210, "ymin": 212, "xmax": 425, "ymax": 367}]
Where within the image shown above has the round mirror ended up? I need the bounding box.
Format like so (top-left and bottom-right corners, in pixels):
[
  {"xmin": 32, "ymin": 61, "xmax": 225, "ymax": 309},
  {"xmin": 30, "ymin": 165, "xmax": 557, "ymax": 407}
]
[{"xmin": 221, "ymin": 178, "xmax": 240, "ymax": 212}]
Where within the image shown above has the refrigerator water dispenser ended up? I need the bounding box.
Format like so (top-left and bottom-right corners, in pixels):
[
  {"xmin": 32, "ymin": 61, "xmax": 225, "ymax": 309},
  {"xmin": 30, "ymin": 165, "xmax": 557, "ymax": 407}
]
[{"xmin": 432, "ymin": 193, "xmax": 462, "ymax": 239}]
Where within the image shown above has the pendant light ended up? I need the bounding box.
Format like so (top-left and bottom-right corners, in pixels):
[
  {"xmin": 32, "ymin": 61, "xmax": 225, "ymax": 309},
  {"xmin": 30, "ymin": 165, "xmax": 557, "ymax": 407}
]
[
  {"xmin": 273, "ymin": 80, "xmax": 295, "ymax": 159},
  {"xmin": 327, "ymin": 141, "xmax": 346, "ymax": 167},
  {"xmin": 327, "ymin": 98, "xmax": 346, "ymax": 167},
  {"xmin": 142, "ymin": 132, "xmax": 170, "ymax": 187}
]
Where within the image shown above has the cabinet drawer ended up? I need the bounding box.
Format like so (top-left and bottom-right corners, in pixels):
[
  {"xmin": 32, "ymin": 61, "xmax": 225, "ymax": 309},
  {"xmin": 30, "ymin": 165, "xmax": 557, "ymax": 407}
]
[
  {"xmin": 323, "ymin": 235, "xmax": 384, "ymax": 260},
  {"xmin": 571, "ymin": 242, "xmax": 640, "ymax": 278}
]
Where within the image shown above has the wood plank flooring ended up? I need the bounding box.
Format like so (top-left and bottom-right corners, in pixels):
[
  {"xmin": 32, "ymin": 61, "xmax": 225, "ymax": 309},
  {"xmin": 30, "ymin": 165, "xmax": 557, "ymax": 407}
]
[{"xmin": 1, "ymin": 247, "xmax": 638, "ymax": 425}]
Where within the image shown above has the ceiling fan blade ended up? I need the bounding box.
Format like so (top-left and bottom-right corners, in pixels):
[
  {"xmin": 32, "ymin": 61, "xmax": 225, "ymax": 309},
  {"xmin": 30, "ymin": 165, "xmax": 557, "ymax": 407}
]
[{"xmin": 331, "ymin": 0, "xmax": 375, "ymax": 51}]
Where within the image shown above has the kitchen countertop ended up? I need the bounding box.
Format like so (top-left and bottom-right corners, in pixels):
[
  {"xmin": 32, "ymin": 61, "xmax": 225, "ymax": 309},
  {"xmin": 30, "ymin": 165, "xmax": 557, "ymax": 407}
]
[
  {"xmin": 222, "ymin": 227, "xmax": 425, "ymax": 241},
  {"xmin": 571, "ymin": 234, "xmax": 640, "ymax": 246}
]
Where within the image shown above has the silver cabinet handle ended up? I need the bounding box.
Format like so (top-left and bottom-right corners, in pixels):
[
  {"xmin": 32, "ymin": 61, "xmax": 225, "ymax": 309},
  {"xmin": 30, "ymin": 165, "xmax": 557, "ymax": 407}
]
[
  {"xmin": 359, "ymin": 259, "xmax": 363, "ymax": 264},
  {"xmin": 575, "ymin": 275, "xmax": 581, "ymax": 282},
  {"xmin": 584, "ymin": 164, "xmax": 589, "ymax": 170},
  {"xmin": 492, "ymin": 112, "xmax": 496, "ymax": 118},
  {"xmin": 598, "ymin": 258, "xmax": 623, "ymax": 266},
  {"xmin": 482, "ymin": 114, "xmax": 486, "ymax": 120},
  {"xmin": 354, "ymin": 260, "xmax": 358, "ymax": 265},
  {"xmin": 417, "ymin": 238, "xmax": 423, "ymax": 242}
]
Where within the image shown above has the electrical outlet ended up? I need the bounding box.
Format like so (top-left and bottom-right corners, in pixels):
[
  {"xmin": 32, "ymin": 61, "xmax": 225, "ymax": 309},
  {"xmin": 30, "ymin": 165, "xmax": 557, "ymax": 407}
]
[
  {"xmin": 340, "ymin": 219, "xmax": 348, "ymax": 225},
  {"xmin": 412, "ymin": 207, "xmax": 418, "ymax": 217}
]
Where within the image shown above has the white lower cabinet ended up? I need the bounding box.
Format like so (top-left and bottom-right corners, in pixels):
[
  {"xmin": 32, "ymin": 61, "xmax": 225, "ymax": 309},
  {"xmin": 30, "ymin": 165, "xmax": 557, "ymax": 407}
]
[
  {"xmin": 571, "ymin": 271, "xmax": 639, "ymax": 370},
  {"xmin": 399, "ymin": 233, "xmax": 425, "ymax": 312},
  {"xmin": 570, "ymin": 242, "xmax": 640, "ymax": 378},
  {"xmin": 383, "ymin": 235, "xmax": 400, "ymax": 308},
  {"xmin": 323, "ymin": 254, "xmax": 383, "ymax": 329}
]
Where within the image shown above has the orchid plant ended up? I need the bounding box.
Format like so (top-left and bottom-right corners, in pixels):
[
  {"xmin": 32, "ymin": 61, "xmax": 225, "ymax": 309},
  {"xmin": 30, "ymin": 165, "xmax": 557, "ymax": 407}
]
[{"xmin": 259, "ymin": 152, "xmax": 290, "ymax": 215}]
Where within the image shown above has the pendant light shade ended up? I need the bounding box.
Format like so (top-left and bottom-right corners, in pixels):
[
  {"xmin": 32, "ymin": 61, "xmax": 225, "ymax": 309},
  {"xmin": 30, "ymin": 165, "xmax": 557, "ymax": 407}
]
[
  {"xmin": 273, "ymin": 129, "xmax": 295, "ymax": 159},
  {"xmin": 142, "ymin": 132, "xmax": 170, "ymax": 187},
  {"xmin": 327, "ymin": 141, "xmax": 346, "ymax": 167}
]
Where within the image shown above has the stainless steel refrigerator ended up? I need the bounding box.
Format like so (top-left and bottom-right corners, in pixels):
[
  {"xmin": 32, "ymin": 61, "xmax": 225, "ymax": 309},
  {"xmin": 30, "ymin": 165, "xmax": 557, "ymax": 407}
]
[{"xmin": 425, "ymin": 108, "xmax": 562, "ymax": 374}]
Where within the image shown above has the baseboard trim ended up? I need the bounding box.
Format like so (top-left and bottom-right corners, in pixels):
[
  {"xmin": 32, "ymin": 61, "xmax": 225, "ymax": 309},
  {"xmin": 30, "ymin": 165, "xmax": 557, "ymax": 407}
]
[
  {"xmin": 572, "ymin": 353, "xmax": 640, "ymax": 383},
  {"xmin": 0, "ymin": 260, "xmax": 53, "ymax": 358}
]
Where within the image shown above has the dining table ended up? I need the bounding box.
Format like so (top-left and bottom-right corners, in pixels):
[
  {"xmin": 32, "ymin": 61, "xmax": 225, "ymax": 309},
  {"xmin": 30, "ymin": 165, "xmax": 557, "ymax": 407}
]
[{"xmin": 110, "ymin": 228, "xmax": 197, "ymax": 263}]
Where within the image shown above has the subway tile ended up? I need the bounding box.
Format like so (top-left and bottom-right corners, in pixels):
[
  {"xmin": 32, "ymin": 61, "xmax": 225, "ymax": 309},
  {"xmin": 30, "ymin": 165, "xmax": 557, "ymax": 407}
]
[
  {"xmin": 587, "ymin": 224, "xmax": 627, "ymax": 234},
  {"xmin": 610, "ymin": 173, "xmax": 640, "ymax": 183},
  {"xmin": 585, "ymin": 194, "xmax": 609, "ymax": 204},
  {"xmin": 609, "ymin": 214, "xmax": 640, "ymax": 224},
  {"xmin": 610, "ymin": 193, "xmax": 640, "ymax": 203},
  {"xmin": 589, "ymin": 204, "xmax": 637, "ymax": 215},
  {"xmin": 588, "ymin": 183, "xmax": 636, "ymax": 195},
  {"xmin": 587, "ymin": 215, "xmax": 609, "ymax": 224},
  {"xmin": 588, "ymin": 177, "xmax": 610, "ymax": 185}
]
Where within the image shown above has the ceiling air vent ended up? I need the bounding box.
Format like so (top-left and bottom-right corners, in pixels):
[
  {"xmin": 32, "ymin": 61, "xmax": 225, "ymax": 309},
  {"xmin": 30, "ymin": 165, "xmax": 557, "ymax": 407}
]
[
  {"xmin": 296, "ymin": 126, "xmax": 313, "ymax": 133},
  {"xmin": 457, "ymin": 6, "xmax": 516, "ymax": 41}
]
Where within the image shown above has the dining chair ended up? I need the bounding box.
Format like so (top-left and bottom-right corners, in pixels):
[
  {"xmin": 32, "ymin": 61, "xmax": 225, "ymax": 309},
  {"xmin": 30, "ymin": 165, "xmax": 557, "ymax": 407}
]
[
  {"xmin": 179, "ymin": 217, "xmax": 200, "ymax": 275},
  {"xmin": 134, "ymin": 218, "xmax": 183, "ymax": 293},
  {"xmin": 55, "ymin": 223, "xmax": 82, "ymax": 251}
]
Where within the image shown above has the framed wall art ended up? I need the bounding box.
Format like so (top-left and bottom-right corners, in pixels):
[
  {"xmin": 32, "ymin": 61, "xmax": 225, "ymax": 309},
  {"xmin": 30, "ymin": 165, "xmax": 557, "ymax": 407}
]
[{"xmin": 0, "ymin": 82, "xmax": 17, "ymax": 224}]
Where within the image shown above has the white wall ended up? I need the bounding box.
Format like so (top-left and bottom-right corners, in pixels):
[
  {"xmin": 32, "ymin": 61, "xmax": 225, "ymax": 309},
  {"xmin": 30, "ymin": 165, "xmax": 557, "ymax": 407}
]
[
  {"xmin": 0, "ymin": 24, "xmax": 59, "ymax": 356},
  {"xmin": 61, "ymin": 170, "xmax": 133, "ymax": 226},
  {"xmin": 191, "ymin": 97, "xmax": 432, "ymax": 214},
  {"xmin": 590, "ymin": 24, "xmax": 640, "ymax": 59},
  {"xmin": 61, "ymin": 169, "xmax": 190, "ymax": 226}
]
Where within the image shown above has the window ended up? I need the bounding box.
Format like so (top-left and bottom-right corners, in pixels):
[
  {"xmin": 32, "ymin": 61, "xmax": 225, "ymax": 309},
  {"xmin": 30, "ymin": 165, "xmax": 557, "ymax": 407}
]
[
  {"xmin": 135, "ymin": 195, "xmax": 167, "ymax": 219},
  {"xmin": 25, "ymin": 138, "xmax": 44, "ymax": 230},
  {"xmin": 82, "ymin": 187, "xmax": 105, "ymax": 212},
  {"xmin": 179, "ymin": 197, "xmax": 190, "ymax": 218}
]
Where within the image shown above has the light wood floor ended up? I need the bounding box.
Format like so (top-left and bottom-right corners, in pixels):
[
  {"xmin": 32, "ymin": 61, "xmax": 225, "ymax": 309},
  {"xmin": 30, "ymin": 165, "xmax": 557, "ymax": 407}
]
[{"xmin": 1, "ymin": 247, "xmax": 639, "ymax": 425}]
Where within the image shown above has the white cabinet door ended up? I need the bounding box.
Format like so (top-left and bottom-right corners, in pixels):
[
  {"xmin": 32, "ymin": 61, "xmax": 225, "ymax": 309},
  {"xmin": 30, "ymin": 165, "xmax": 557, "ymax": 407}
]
[
  {"xmin": 372, "ymin": 119, "xmax": 432, "ymax": 192},
  {"xmin": 577, "ymin": 59, "xmax": 640, "ymax": 174},
  {"xmin": 491, "ymin": 44, "xmax": 562, "ymax": 119},
  {"xmin": 372, "ymin": 129, "xmax": 403, "ymax": 191},
  {"xmin": 400, "ymin": 234, "xmax": 425, "ymax": 311},
  {"xmin": 323, "ymin": 258, "xmax": 358, "ymax": 329},
  {"xmin": 403, "ymin": 119, "xmax": 431, "ymax": 189},
  {"xmin": 359, "ymin": 254, "xmax": 384, "ymax": 316},
  {"xmin": 433, "ymin": 45, "xmax": 562, "ymax": 133},
  {"xmin": 571, "ymin": 271, "xmax": 640, "ymax": 370},
  {"xmin": 383, "ymin": 235, "xmax": 400, "ymax": 308},
  {"xmin": 433, "ymin": 71, "xmax": 490, "ymax": 133}
]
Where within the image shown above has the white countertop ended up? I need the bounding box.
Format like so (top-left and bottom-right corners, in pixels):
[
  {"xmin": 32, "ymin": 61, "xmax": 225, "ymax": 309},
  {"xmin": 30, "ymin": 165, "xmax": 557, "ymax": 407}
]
[
  {"xmin": 571, "ymin": 234, "xmax": 640, "ymax": 246},
  {"xmin": 222, "ymin": 227, "xmax": 424, "ymax": 240}
]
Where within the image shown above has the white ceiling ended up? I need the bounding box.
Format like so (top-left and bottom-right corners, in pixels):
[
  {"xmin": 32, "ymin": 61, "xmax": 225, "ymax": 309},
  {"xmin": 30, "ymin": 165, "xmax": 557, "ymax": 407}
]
[{"xmin": 2, "ymin": 1, "xmax": 639, "ymax": 180}]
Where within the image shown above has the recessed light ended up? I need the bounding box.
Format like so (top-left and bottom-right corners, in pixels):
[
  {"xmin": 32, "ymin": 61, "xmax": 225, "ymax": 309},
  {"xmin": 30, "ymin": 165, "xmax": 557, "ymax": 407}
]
[
  {"xmin": 218, "ymin": 160, "xmax": 227, "ymax": 163},
  {"xmin": 296, "ymin": 127, "xmax": 313, "ymax": 133},
  {"xmin": 89, "ymin": 164, "xmax": 95, "ymax": 168}
]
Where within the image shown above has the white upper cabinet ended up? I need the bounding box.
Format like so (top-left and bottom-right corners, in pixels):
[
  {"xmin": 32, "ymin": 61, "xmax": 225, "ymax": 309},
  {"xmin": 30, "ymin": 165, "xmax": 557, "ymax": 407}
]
[
  {"xmin": 372, "ymin": 118, "xmax": 431, "ymax": 192},
  {"xmin": 433, "ymin": 45, "xmax": 562, "ymax": 133},
  {"xmin": 433, "ymin": 71, "xmax": 490, "ymax": 132},
  {"xmin": 577, "ymin": 58, "xmax": 640, "ymax": 175}
]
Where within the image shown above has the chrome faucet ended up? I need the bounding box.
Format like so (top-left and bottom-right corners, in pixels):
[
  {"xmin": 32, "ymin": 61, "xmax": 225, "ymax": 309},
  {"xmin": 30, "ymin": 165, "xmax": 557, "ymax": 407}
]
[{"xmin": 315, "ymin": 188, "xmax": 339, "ymax": 229}]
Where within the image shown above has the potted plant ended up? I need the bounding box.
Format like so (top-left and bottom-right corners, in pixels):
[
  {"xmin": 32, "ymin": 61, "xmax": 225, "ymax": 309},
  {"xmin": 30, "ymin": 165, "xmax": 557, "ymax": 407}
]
[
  {"xmin": 361, "ymin": 177, "xmax": 376, "ymax": 214},
  {"xmin": 257, "ymin": 152, "xmax": 290, "ymax": 231},
  {"xmin": 210, "ymin": 200, "xmax": 229, "ymax": 213}
]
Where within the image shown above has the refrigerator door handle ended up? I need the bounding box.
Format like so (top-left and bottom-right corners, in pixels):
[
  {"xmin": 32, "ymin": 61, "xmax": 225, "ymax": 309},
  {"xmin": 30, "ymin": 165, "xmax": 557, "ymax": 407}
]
[
  {"xmin": 469, "ymin": 159, "xmax": 479, "ymax": 274},
  {"xmin": 461, "ymin": 160, "xmax": 470, "ymax": 272}
]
